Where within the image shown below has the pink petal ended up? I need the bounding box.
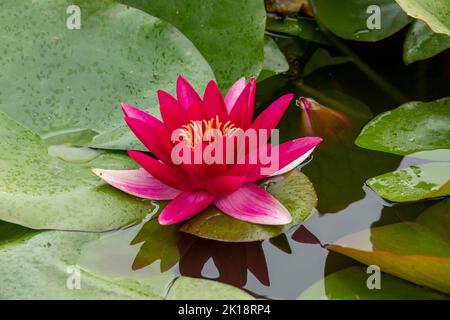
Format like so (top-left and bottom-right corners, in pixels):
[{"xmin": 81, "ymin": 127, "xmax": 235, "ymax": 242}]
[
  {"xmin": 203, "ymin": 80, "xmax": 228, "ymax": 120},
  {"xmin": 229, "ymin": 82, "xmax": 252, "ymax": 129},
  {"xmin": 204, "ymin": 175, "xmax": 246, "ymax": 196},
  {"xmin": 157, "ymin": 90, "xmax": 187, "ymax": 132},
  {"xmin": 128, "ymin": 150, "xmax": 190, "ymax": 191},
  {"xmin": 214, "ymin": 183, "xmax": 292, "ymax": 225},
  {"xmin": 121, "ymin": 103, "xmax": 158, "ymax": 124},
  {"xmin": 250, "ymin": 93, "xmax": 294, "ymax": 132},
  {"xmin": 224, "ymin": 77, "xmax": 246, "ymax": 113},
  {"xmin": 177, "ymin": 75, "xmax": 204, "ymax": 119},
  {"xmin": 125, "ymin": 117, "xmax": 172, "ymax": 164},
  {"xmin": 246, "ymin": 137, "xmax": 322, "ymax": 181},
  {"xmin": 92, "ymin": 168, "xmax": 180, "ymax": 200},
  {"xmin": 159, "ymin": 190, "xmax": 214, "ymax": 225}
]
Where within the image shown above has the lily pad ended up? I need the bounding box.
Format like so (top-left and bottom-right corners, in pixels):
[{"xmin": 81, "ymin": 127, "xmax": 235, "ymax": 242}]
[
  {"xmin": 367, "ymin": 162, "xmax": 450, "ymax": 202},
  {"xmin": 0, "ymin": 0, "xmax": 214, "ymax": 150},
  {"xmin": 266, "ymin": 16, "xmax": 330, "ymax": 45},
  {"xmin": 258, "ymin": 36, "xmax": 289, "ymax": 82},
  {"xmin": 394, "ymin": 0, "xmax": 450, "ymax": 36},
  {"xmin": 180, "ymin": 170, "xmax": 318, "ymax": 242},
  {"xmin": 404, "ymin": 20, "xmax": 450, "ymax": 65},
  {"xmin": 327, "ymin": 199, "xmax": 450, "ymax": 294},
  {"xmin": 356, "ymin": 97, "xmax": 450, "ymax": 155},
  {"xmin": 299, "ymin": 266, "xmax": 450, "ymax": 300},
  {"xmin": 310, "ymin": 0, "xmax": 410, "ymax": 41},
  {"xmin": 0, "ymin": 229, "xmax": 173, "ymax": 299},
  {"xmin": 166, "ymin": 277, "xmax": 254, "ymax": 300},
  {"xmin": 120, "ymin": 0, "xmax": 266, "ymax": 90},
  {"xmin": 0, "ymin": 111, "xmax": 151, "ymax": 231},
  {"xmin": 302, "ymin": 48, "xmax": 353, "ymax": 78}
]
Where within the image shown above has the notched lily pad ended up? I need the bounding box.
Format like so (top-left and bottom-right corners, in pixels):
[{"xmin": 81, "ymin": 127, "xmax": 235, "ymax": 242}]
[{"xmin": 180, "ymin": 170, "xmax": 318, "ymax": 242}]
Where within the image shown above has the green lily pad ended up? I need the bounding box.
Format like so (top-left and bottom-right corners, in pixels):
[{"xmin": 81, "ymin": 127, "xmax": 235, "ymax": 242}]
[
  {"xmin": 257, "ymin": 36, "xmax": 289, "ymax": 82},
  {"xmin": 0, "ymin": 228, "xmax": 174, "ymax": 299},
  {"xmin": 394, "ymin": 0, "xmax": 450, "ymax": 36},
  {"xmin": 180, "ymin": 170, "xmax": 318, "ymax": 242},
  {"xmin": 356, "ymin": 97, "xmax": 450, "ymax": 155},
  {"xmin": 166, "ymin": 277, "xmax": 254, "ymax": 300},
  {"xmin": 0, "ymin": 0, "xmax": 214, "ymax": 150},
  {"xmin": 404, "ymin": 20, "xmax": 450, "ymax": 65},
  {"xmin": 367, "ymin": 162, "xmax": 450, "ymax": 202},
  {"xmin": 120, "ymin": 0, "xmax": 266, "ymax": 90},
  {"xmin": 266, "ymin": 16, "xmax": 330, "ymax": 45},
  {"xmin": 302, "ymin": 48, "xmax": 352, "ymax": 78},
  {"xmin": 310, "ymin": 0, "xmax": 410, "ymax": 41},
  {"xmin": 299, "ymin": 266, "xmax": 450, "ymax": 300},
  {"xmin": 0, "ymin": 111, "xmax": 152, "ymax": 231},
  {"xmin": 327, "ymin": 199, "xmax": 450, "ymax": 294}
]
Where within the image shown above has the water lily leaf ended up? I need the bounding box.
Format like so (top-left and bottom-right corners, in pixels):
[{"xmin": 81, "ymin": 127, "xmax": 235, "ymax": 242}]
[
  {"xmin": 166, "ymin": 277, "xmax": 254, "ymax": 300},
  {"xmin": 0, "ymin": 229, "xmax": 174, "ymax": 299},
  {"xmin": 120, "ymin": 0, "xmax": 266, "ymax": 90},
  {"xmin": 266, "ymin": 16, "xmax": 330, "ymax": 45},
  {"xmin": 299, "ymin": 266, "xmax": 450, "ymax": 299},
  {"xmin": 0, "ymin": 111, "xmax": 151, "ymax": 231},
  {"xmin": 328, "ymin": 199, "xmax": 450, "ymax": 293},
  {"xmin": 258, "ymin": 36, "xmax": 289, "ymax": 82},
  {"xmin": 302, "ymin": 49, "xmax": 352, "ymax": 78},
  {"xmin": 367, "ymin": 162, "xmax": 450, "ymax": 202},
  {"xmin": 0, "ymin": 0, "xmax": 214, "ymax": 150},
  {"xmin": 356, "ymin": 97, "xmax": 450, "ymax": 155},
  {"xmin": 180, "ymin": 170, "xmax": 318, "ymax": 242},
  {"xmin": 394, "ymin": 0, "xmax": 450, "ymax": 36},
  {"xmin": 310, "ymin": 0, "xmax": 410, "ymax": 41},
  {"xmin": 404, "ymin": 20, "xmax": 450, "ymax": 65}
]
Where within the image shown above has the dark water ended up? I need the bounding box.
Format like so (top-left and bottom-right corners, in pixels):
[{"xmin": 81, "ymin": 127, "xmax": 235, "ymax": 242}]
[{"xmin": 78, "ymin": 52, "xmax": 449, "ymax": 299}]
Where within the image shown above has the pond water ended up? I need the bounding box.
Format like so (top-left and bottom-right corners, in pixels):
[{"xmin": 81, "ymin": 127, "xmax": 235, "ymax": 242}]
[{"xmin": 75, "ymin": 52, "xmax": 449, "ymax": 299}]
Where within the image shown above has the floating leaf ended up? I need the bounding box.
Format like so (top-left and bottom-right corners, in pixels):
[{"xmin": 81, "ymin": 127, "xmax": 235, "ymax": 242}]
[
  {"xmin": 0, "ymin": 111, "xmax": 151, "ymax": 231},
  {"xmin": 258, "ymin": 36, "xmax": 289, "ymax": 82},
  {"xmin": 180, "ymin": 170, "xmax": 317, "ymax": 242},
  {"xmin": 302, "ymin": 48, "xmax": 352, "ymax": 78},
  {"xmin": 310, "ymin": 0, "xmax": 410, "ymax": 41},
  {"xmin": 356, "ymin": 97, "xmax": 450, "ymax": 155},
  {"xmin": 166, "ymin": 277, "xmax": 253, "ymax": 300},
  {"xmin": 404, "ymin": 20, "xmax": 450, "ymax": 64},
  {"xmin": 328, "ymin": 199, "xmax": 450, "ymax": 293},
  {"xmin": 367, "ymin": 162, "xmax": 450, "ymax": 202},
  {"xmin": 0, "ymin": 229, "xmax": 173, "ymax": 299},
  {"xmin": 299, "ymin": 266, "xmax": 450, "ymax": 299},
  {"xmin": 120, "ymin": 0, "xmax": 265, "ymax": 90},
  {"xmin": 394, "ymin": 0, "xmax": 450, "ymax": 36},
  {"xmin": 0, "ymin": 0, "xmax": 214, "ymax": 150},
  {"xmin": 266, "ymin": 16, "xmax": 330, "ymax": 45}
]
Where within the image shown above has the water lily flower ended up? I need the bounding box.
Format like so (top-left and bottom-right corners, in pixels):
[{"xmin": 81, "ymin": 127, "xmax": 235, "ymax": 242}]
[
  {"xmin": 298, "ymin": 97, "xmax": 352, "ymax": 143},
  {"xmin": 93, "ymin": 76, "xmax": 322, "ymax": 225}
]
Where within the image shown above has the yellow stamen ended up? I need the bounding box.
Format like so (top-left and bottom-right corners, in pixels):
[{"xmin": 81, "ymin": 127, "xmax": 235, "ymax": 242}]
[{"xmin": 173, "ymin": 116, "xmax": 240, "ymax": 147}]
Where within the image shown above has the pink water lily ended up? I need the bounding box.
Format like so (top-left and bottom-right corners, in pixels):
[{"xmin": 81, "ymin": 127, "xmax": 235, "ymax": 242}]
[{"xmin": 93, "ymin": 76, "xmax": 322, "ymax": 225}]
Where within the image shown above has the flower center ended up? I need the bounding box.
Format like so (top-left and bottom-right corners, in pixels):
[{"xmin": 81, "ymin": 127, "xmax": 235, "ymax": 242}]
[{"xmin": 173, "ymin": 116, "xmax": 240, "ymax": 148}]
